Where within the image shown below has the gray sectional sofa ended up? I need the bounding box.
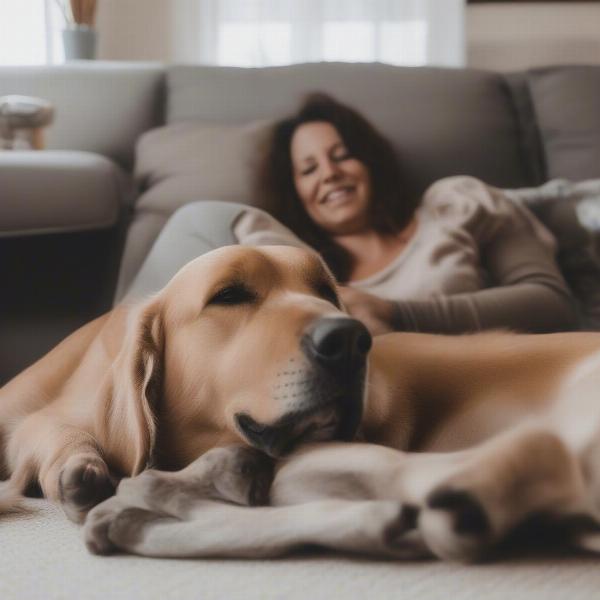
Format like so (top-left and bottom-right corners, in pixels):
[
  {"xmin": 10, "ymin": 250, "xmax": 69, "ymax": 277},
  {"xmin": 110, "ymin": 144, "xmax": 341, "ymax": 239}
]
[
  {"xmin": 1, "ymin": 61, "xmax": 600, "ymax": 599},
  {"xmin": 1, "ymin": 62, "xmax": 600, "ymax": 385}
]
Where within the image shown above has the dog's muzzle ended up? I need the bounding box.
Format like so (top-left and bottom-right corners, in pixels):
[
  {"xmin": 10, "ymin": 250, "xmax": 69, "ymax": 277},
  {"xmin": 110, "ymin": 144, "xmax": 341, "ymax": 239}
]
[
  {"xmin": 236, "ymin": 317, "xmax": 372, "ymax": 457},
  {"xmin": 303, "ymin": 316, "xmax": 372, "ymax": 373}
]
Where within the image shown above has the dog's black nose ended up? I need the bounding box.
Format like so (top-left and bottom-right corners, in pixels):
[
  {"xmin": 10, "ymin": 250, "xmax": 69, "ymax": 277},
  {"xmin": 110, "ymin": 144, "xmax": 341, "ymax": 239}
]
[{"xmin": 304, "ymin": 317, "xmax": 372, "ymax": 370}]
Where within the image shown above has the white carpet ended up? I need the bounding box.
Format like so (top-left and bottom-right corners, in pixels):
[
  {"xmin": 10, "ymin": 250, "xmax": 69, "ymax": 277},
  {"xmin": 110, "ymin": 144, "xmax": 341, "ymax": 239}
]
[{"xmin": 1, "ymin": 499, "xmax": 599, "ymax": 600}]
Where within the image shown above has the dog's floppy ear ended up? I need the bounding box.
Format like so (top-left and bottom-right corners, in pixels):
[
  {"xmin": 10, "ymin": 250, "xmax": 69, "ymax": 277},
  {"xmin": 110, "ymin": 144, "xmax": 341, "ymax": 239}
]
[{"xmin": 105, "ymin": 298, "xmax": 164, "ymax": 476}]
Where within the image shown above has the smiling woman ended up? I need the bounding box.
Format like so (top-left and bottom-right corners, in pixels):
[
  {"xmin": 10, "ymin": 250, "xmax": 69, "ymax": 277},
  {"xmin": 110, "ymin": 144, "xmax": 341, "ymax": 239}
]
[
  {"xmin": 259, "ymin": 94, "xmax": 417, "ymax": 284},
  {"xmin": 124, "ymin": 93, "xmax": 578, "ymax": 337},
  {"xmin": 291, "ymin": 122, "xmax": 372, "ymax": 237}
]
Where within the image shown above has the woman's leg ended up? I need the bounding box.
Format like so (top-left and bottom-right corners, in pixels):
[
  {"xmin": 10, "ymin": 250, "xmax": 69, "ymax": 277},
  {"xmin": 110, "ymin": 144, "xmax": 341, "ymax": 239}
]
[{"xmin": 123, "ymin": 201, "xmax": 249, "ymax": 301}]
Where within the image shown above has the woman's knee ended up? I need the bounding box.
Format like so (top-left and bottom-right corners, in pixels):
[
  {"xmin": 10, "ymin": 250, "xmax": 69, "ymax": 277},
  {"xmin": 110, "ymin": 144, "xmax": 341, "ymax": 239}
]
[
  {"xmin": 158, "ymin": 200, "xmax": 254, "ymax": 246},
  {"xmin": 168, "ymin": 200, "xmax": 250, "ymax": 229}
]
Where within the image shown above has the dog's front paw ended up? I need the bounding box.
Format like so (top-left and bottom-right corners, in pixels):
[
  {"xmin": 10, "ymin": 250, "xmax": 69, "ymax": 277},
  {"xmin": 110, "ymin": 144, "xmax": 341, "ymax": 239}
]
[
  {"xmin": 419, "ymin": 487, "xmax": 492, "ymax": 562},
  {"xmin": 383, "ymin": 504, "xmax": 432, "ymax": 560},
  {"xmin": 201, "ymin": 445, "xmax": 274, "ymax": 506},
  {"xmin": 116, "ymin": 469, "xmax": 173, "ymax": 510},
  {"xmin": 84, "ymin": 499, "xmax": 179, "ymax": 557},
  {"xmin": 83, "ymin": 496, "xmax": 124, "ymax": 555},
  {"xmin": 59, "ymin": 455, "xmax": 116, "ymax": 523},
  {"xmin": 330, "ymin": 501, "xmax": 432, "ymax": 559},
  {"xmin": 106, "ymin": 507, "xmax": 173, "ymax": 555},
  {"xmin": 114, "ymin": 446, "xmax": 274, "ymax": 521}
]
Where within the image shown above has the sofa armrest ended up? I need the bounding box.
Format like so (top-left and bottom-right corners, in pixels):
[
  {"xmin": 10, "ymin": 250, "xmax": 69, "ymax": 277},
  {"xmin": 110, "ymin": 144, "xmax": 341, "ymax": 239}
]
[{"xmin": 0, "ymin": 150, "xmax": 132, "ymax": 237}]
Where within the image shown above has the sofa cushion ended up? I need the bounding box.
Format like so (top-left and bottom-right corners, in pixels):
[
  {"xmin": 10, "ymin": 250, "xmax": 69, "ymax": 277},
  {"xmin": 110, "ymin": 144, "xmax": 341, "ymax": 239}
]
[
  {"xmin": 0, "ymin": 150, "xmax": 130, "ymax": 237},
  {"xmin": 114, "ymin": 211, "xmax": 171, "ymax": 302},
  {"xmin": 115, "ymin": 120, "xmax": 273, "ymax": 299},
  {"xmin": 134, "ymin": 119, "xmax": 273, "ymax": 214},
  {"xmin": 526, "ymin": 66, "xmax": 600, "ymax": 181}
]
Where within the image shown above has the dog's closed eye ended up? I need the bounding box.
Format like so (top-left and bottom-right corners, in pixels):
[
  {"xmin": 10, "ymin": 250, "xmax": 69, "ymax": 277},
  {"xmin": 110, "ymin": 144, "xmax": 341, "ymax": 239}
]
[
  {"xmin": 208, "ymin": 284, "xmax": 257, "ymax": 306},
  {"xmin": 316, "ymin": 282, "xmax": 340, "ymax": 308}
]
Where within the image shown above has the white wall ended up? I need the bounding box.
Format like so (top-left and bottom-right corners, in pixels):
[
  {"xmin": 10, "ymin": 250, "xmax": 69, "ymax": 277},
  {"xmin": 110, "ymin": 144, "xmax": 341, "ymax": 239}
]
[
  {"xmin": 467, "ymin": 2, "xmax": 600, "ymax": 70},
  {"xmin": 95, "ymin": 0, "xmax": 600, "ymax": 70},
  {"xmin": 96, "ymin": 0, "xmax": 177, "ymax": 61},
  {"xmin": 95, "ymin": 0, "xmax": 204, "ymax": 62},
  {"xmin": 96, "ymin": 0, "xmax": 169, "ymax": 61}
]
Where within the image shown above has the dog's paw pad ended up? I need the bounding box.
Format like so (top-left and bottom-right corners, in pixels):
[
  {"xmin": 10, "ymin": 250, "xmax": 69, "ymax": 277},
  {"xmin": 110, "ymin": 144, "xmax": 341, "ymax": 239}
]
[
  {"xmin": 384, "ymin": 504, "xmax": 419, "ymax": 540},
  {"xmin": 420, "ymin": 489, "xmax": 492, "ymax": 562},
  {"xmin": 427, "ymin": 488, "xmax": 490, "ymax": 537},
  {"xmin": 59, "ymin": 458, "xmax": 116, "ymax": 522},
  {"xmin": 107, "ymin": 507, "xmax": 165, "ymax": 551},
  {"xmin": 384, "ymin": 505, "xmax": 432, "ymax": 559},
  {"xmin": 84, "ymin": 504, "xmax": 120, "ymax": 555}
]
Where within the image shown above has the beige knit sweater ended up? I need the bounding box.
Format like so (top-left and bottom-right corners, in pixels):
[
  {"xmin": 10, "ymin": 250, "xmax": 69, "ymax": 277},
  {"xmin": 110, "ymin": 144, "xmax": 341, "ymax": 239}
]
[{"xmin": 233, "ymin": 176, "xmax": 576, "ymax": 333}]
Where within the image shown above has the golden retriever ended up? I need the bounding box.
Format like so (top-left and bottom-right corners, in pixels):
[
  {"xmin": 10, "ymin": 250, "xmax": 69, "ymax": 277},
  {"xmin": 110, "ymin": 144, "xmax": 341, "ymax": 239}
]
[
  {"xmin": 0, "ymin": 245, "xmax": 366, "ymax": 522},
  {"xmin": 3, "ymin": 245, "xmax": 600, "ymax": 562}
]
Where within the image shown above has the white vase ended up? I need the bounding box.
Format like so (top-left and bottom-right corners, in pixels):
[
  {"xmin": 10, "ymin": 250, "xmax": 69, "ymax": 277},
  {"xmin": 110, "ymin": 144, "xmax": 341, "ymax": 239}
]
[{"xmin": 62, "ymin": 25, "xmax": 97, "ymax": 60}]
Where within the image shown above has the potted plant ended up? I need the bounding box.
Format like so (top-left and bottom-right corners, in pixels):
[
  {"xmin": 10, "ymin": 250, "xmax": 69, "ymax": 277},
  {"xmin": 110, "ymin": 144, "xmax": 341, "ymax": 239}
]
[{"xmin": 55, "ymin": 0, "xmax": 98, "ymax": 60}]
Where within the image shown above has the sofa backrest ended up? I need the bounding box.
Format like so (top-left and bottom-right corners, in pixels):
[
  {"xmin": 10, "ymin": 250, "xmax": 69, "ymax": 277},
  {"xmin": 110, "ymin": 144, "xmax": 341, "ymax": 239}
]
[
  {"xmin": 525, "ymin": 66, "xmax": 600, "ymax": 182},
  {"xmin": 118, "ymin": 61, "xmax": 600, "ymax": 299},
  {"xmin": 167, "ymin": 62, "xmax": 537, "ymax": 203},
  {"xmin": 3, "ymin": 61, "xmax": 599, "ymax": 304},
  {"xmin": 0, "ymin": 62, "xmax": 165, "ymax": 169},
  {"xmin": 3, "ymin": 62, "xmax": 599, "ymax": 189}
]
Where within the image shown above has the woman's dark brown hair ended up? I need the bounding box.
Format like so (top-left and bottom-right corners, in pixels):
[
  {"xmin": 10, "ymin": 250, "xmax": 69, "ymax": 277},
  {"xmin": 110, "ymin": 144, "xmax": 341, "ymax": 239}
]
[{"xmin": 258, "ymin": 92, "xmax": 417, "ymax": 282}]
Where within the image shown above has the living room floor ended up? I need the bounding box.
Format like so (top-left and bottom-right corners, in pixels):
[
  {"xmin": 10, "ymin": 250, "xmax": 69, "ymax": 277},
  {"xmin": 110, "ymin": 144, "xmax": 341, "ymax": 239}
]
[{"xmin": 2, "ymin": 499, "xmax": 599, "ymax": 600}]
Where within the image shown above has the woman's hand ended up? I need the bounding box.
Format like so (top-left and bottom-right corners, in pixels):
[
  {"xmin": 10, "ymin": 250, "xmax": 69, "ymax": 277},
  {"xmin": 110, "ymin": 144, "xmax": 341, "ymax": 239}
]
[{"xmin": 337, "ymin": 286, "xmax": 396, "ymax": 336}]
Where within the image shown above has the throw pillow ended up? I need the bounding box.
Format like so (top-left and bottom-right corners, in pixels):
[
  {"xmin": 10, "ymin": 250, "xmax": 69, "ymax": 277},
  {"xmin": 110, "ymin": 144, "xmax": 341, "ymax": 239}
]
[
  {"xmin": 504, "ymin": 179, "xmax": 600, "ymax": 330},
  {"xmin": 134, "ymin": 119, "xmax": 275, "ymax": 215}
]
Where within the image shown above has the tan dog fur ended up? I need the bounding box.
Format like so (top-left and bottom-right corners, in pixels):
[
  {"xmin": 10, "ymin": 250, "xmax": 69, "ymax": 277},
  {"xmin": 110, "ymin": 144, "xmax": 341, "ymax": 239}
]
[
  {"xmin": 0, "ymin": 245, "xmax": 348, "ymax": 521},
  {"xmin": 82, "ymin": 325, "xmax": 600, "ymax": 561},
  {"xmin": 3, "ymin": 245, "xmax": 600, "ymax": 561},
  {"xmin": 82, "ymin": 326, "xmax": 600, "ymax": 561}
]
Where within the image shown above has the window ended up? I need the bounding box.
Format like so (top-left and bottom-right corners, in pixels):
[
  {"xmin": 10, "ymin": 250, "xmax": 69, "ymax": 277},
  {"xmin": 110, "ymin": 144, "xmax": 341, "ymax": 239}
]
[
  {"xmin": 218, "ymin": 22, "xmax": 291, "ymax": 66},
  {"xmin": 0, "ymin": 0, "xmax": 466, "ymax": 67},
  {"xmin": 199, "ymin": 0, "xmax": 465, "ymax": 68},
  {"xmin": 0, "ymin": 0, "xmax": 64, "ymax": 65}
]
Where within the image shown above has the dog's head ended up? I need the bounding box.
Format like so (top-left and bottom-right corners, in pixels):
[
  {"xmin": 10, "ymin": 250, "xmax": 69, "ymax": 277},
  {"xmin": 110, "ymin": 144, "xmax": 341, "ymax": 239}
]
[{"xmin": 128, "ymin": 245, "xmax": 371, "ymax": 467}]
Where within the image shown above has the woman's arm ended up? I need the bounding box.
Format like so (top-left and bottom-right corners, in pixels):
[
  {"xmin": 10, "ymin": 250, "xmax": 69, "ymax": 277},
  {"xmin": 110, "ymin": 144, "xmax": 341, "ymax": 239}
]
[
  {"xmin": 341, "ymin": 218, "xmax": 578, "ymax": 335},
  {"xmin": 397, "ymin": 216, "xmax": 578, "ymax": 333}
]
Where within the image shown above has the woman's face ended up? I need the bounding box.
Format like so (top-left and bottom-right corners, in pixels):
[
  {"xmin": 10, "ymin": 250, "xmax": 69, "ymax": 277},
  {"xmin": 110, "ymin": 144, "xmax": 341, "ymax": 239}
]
[{"xmin": 290, "ymin": 121, "xmax": 372, "ymax": 235}]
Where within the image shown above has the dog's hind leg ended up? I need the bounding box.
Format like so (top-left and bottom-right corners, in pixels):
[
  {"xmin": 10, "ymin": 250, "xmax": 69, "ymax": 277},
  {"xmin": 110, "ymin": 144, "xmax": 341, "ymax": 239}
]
[
  {"xmin": 272, "ymin": 439, "xmax": 589, "ymax": 561},
  {"xmin": 411, "ymin": 426, "xmax": 588, "ymax": 562}
]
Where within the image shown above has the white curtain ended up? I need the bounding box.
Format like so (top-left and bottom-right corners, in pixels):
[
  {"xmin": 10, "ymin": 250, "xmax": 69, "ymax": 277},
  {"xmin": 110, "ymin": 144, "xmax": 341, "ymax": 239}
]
[
  {"xmin": 0, "ymin": 0, "xmax": 64, "ymax": 65},
  {"xmin": 0, "ymin": 0, "xmax": 465, "ymax": 67},
  {"xmin": 197, "ymin": 0, "xmax": 465, "ymax": 68}
]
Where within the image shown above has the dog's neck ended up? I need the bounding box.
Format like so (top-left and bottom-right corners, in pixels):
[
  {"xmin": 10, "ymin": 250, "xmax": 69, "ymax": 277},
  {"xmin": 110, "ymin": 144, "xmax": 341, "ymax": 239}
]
[{"xmin": 359, "ymin": 356, "xmax": 414, "ymax": 452}]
